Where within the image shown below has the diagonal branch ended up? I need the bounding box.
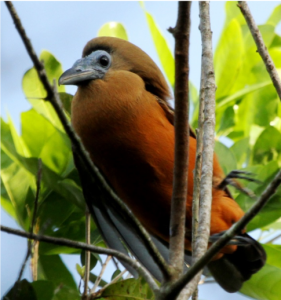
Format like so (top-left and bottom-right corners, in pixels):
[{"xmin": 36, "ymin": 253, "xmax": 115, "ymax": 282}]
[
  {"xmin": 5, "ymin": 0, "xmax": 171, "ymax": 280},
  {"xmin": 0, "ymin": 225, "xmax": 159, "ymax": 294},
  {"xmin": 161, "ymin": 168, "xmax": 281, "ymax": 299},
  {"xmin": 238, "ymin": 1, "xmax": 281, "ymax": 100},
  {"xmin": 168, "ymin": 0, "xmax": 191, "ymax": 279}
]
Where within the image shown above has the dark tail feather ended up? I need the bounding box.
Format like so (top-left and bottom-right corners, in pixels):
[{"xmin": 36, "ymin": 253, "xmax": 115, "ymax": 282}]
[{"xmin": 208, "ymin": 233, "xmax": 266, "ymax": 293}]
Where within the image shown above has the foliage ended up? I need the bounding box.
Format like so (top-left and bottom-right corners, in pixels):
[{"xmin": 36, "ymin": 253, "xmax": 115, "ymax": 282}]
[{"xmin": 1, "ymin": 2, "xmax": 281, "ymax": 300}]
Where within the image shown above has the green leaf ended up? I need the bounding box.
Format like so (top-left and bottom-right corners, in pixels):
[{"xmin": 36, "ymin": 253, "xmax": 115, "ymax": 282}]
[
  {"xmin": 80, "ymin": 250, "xmax": 99, "ymax": 271},
  {"xmin": 39, "ymin": 214, "xmax": 85, "ymax": 255},
  {"xmin": 1, "ymin": 162, "xmax": 34, "ymax": 229},
  {"xmin": 75, "ymin": 263, "xmax": 85, "ymax": 278},
  {"xmin": 216, "ymin": 81, "xmax": 272, "ymax": 111},
  {"xmin": 7, "ymin": 114, "xmax": 31, "ymax": 158},
  {"xmin": 52, "ymin": 286, "xmax": 80, "ymax": 300},
  {"xmin": 31, "ymin": 280, "xmax": 55, "ymax": 300},
  {"xmin": 252, "ymin": 126, "xmax": 281, "ymax": 165},
  {"xmin": 214, "ymin": 19, "xmax": 244, "ymax": 99},
  {"xmin": 266, "ymin": 4, "xmax": 281, "ymax": 27},
  {"xmin": 22, "ymin": 51, "xmax": 65, "ymax": 131},
  {"xmin": 214, "ymin": 141, "xmax": 237, "ymax": 175},
  {"xmin": 89, "ymin": 273, "xmax": 108, "ymax": 287},
  {"xmin": 236, "ymin": 162, "xmax": 281, "ymax": 231},
  {"xmin": 96, "ymin": 277, "xmax": 154, "ymax": 300},
  {"xmin": 143, "ymin": 9, "xmax": 174, "ymax": 87},
  {"xmin": 111, "ymin": 270, "xmax": 122, "ymax": 281},
  {"xmin": 230, "ymin": 137, "xmax": 250, "ymax": 168},
  {"xmin": 39, "ymin": 255, "xmax": 77, "ymax": 290},
  {"xmin": 241, "ymin": 244, "xmax": 281, "ymax": 300},
  {"xmin": 59, "ymin": 92, "xmax": 73, "ymax": 116},
  {"xmin": 37, "ymin": 191, "xmax": 75, "ymax": 235},
  {"xmin": 3, "ymin": 279, "xmax": 37, "ymax": 300},
  {"xmin": 98, "ymin": 22, "xmax": 128, "ymax": 40}
]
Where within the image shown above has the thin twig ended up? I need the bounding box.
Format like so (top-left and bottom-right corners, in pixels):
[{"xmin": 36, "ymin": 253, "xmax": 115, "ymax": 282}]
[
  {"xmin": 0, "ymin": 225, "xmax": 159, "ymax": 295},
  {"xmin": 266, "ymin": 232, "xmax": 281, "ymax": 244},
  {"xmin": 83, "ymin": 208, "xmax": 91, "ymax": 297},
  {"xmin": 238, "ymin": 1, "xmax": 281, "ymax": 100},
  {"xmin": 91, "ymin": 256, "xmax": 112, "ymax": 293},
  {"xmin": 161, "ymin": 169, "xmax": 281, "ymax": 299},
  {"xmin": 89, "ymin": 269, "xmax": 127, "ymax": 300},
  {"xmin": 13, "ymin": 159, "xmax": 42, "ymax": 299},
  {"xmin": 105, "ymin": 269, "xmax": 127, "ymax": 287},
  {"xmin": 5, "ymin": 0, "xmax": 171, "ymax": 280},
  {"xmin": 168, "ymin": 1, "xmax": 191, "ymax": 280}
]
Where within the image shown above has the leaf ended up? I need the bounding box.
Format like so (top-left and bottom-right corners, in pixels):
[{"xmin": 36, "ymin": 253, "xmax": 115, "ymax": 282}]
[
  {"xmin": 240, "ymin": 244, "xmax": 281, "ymax": 300},
  {"xmin": 31, "ymin": 280, "xmax": 55, "ymax": 300},
  {"xmin": 39, "ymin": 214, "xmax": 85, "ymax": 255},
  {"xmin": 3, "ymin": 279, "xmax": 37, "ymax": 300},
  {"xmin": 22, "ymin": 51, "xmax": 65, "ymax": 131},
  {"xmin": 111, "ymin": 270, "xmax": 122, "ymax": 281},
  {"xmin": 230, "ymin": 137, "xmax": 250, "ymax": 168},
  {"xmin": 37, "ymin": 191, "xmax": 75, "ymax": 235},
  {"xmin": 52, "ymin": 285, "xmax": 80, "ymax": 300},
  {"xmin": 75, "ymin": 263, "xmax": 85, "ymax": 278},
  {"xmin": 39, "ymin": 255, "xmax": 77, "ymax": 290},
  {"xmin": 266, "ymin": 4, "xmax": 281, "ymax": 27},
  {"xmin": 216, "ymin": 81, "xmax": 272, "ymax": 111},
  {"xmin": 214, "ymin": 141, "xmax": 237, "ymax": 175},
  {"xmin": 252, "ymin": 126, "xmax": 281, "ymax": 165},
  {"xmin": 89, "ymin": 273, "xmax": 108, "ymax": 287},
  {"xmin": 236, "ymin": 162, "xmax": 281, "ymax": 231},
  {"xmin": 142, "ymin": 8, "xmax": 174, "ymax": 87},
  {"xmin": 95, "ymin": 277, "xmax": 154, "ymax": 300},
  {"xmin": 59, "ymin": 92, "xmax": 73, "ymax": 116},
  {"xmin": 1, "ymin": 162, "xmax": 34, "ymax": 229},
  {"xmin": 98, "ymin": 22, "xmax": 128, "ymax": 40},
  {"xmin": 214, "ymin": 19, "xmax": 244, "ymax": 99},
  {"xmin": 80, "ymin": 250, "xmax": 99, "ymax": 271}
]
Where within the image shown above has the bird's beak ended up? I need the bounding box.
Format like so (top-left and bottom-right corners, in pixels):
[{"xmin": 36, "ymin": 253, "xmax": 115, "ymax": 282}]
[{"xmin": 59, "ymin": 57, "xmax": 102, "ymax": 86}]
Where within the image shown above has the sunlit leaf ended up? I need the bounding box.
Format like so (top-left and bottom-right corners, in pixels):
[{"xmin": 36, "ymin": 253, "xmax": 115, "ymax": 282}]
[
  {"xmin": 95, "ymin": 277, "xmax": 154, "ymax": 300},
  {"xmin": 98, "ymin": 22, "xmax": 128, "ymax": 40},
  {"xmin": 142, "ymin": 7, "xmax": 174, "ymax": 87}
]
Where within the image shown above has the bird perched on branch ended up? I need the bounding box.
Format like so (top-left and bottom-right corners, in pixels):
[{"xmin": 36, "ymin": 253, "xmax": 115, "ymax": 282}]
[{"xmin": 59, "ymin": 36, "xmax": 266, "ymax": 293}]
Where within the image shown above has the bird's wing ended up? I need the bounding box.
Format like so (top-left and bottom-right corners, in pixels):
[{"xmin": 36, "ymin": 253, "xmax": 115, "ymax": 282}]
[{"xmin": 72, "ymin": 147, "xmax": 192, "ymax": 281}]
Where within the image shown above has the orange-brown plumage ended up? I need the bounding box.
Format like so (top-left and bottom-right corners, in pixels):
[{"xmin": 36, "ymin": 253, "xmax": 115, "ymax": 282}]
[{"xmin": 60, "ymin": 36, "xmax": 266, "ymax": 293}]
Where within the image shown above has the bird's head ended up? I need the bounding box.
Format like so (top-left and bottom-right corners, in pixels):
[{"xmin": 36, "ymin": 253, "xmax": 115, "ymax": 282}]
[{"xmin": 59, "ymin": 37, "xmax": 171, "ymax": 101}]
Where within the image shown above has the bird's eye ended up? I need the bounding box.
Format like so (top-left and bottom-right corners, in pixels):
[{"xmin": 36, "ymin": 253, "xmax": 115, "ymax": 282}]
[{"xmin": 99, "ymin": 55, "xmax": 109, "ymax": 67}]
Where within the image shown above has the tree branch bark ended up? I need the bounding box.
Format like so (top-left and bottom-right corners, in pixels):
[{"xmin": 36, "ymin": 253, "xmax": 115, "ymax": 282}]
[
  {"xmin": 0, "ymin": 225, "xmax": 159, "ymax": 295},
  {"xmin": 238, "ymin": 1, "xmax": 281, "ymax": 101},
  {"xmin": 160, "ymin": 168, "xmax": 281, "ymax": 299},
  {"xmin": 5, "ymin": 0, "xmax": 171, "ymax": 280},
  {"xmin": 168, "ymin": 1, "xmax": 191, "ymax": 280}
]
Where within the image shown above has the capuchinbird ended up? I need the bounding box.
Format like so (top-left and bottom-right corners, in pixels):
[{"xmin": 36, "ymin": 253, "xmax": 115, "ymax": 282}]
[{"xmin": 59, "ymin": 36, "xmax": 266, "ymax": 293}]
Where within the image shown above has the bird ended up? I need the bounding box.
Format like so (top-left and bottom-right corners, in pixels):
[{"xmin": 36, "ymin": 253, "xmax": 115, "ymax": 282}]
[{"xmin": 59, "ymin": 36, "xmax": 266, "ymax": 293}]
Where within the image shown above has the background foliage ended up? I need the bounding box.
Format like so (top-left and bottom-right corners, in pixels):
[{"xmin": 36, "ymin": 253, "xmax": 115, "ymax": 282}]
[{"xmin": 1, "ymin": 2, "xmax": 281, "ymax": 300}]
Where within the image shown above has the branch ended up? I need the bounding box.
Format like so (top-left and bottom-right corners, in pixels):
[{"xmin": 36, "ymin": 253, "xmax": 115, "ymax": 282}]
[
  {"xmin": 13, "ymin": 159, "xmax": 42, "ymax": 298},
  {"xmin": 83, "ymin": 209, "xmax": 91, "ymax": 297},
  {"xmin": 91, "ymin": 256, "xmax": 112, "ymax": 293},
  {"xmin": 189, "ymin": 53, "xmax": 206, "ymax": 300},
  {"xmin": 0, "ymin": 225, "xmax": 159, "ymax": 294},
  {"xmin": 5, "ymin": 1, "xmax": 171, "ymax": 280},
  {"xmin": 168, "ymin": 0, "xmax": 191, "ymax": 279},
  {"xmin": 238, "ymin": 1, "xmax": 281, "ymax": 101},
  {"xmin": 161, "ymin": 169, "xmax": 281, "ymax": 299}
]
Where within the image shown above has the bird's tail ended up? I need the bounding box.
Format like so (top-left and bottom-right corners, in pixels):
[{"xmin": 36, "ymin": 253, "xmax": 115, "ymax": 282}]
[{"xmin": 207, "ymin": 233, "xmax": 266, "ymax": 293}]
